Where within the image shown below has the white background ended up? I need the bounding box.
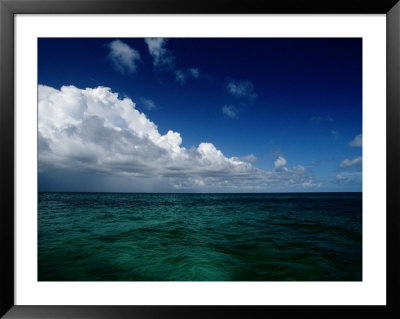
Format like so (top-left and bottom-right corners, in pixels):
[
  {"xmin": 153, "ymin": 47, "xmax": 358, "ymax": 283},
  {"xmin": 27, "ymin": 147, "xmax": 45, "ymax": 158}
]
[{"xmin": 15, "ymin": 15, "xmax": 386, "ymax": 305}]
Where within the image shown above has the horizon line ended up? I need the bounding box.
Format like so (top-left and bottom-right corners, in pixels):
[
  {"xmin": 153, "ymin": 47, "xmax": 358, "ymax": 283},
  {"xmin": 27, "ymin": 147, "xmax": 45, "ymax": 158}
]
[{"xmin": 38, "ymin": 191, "xmax": 362, "ymax": 194}]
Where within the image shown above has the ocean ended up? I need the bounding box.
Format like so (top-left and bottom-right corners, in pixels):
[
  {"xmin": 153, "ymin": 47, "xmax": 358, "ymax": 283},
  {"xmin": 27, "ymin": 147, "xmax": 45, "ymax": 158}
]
[{"xmin": 38, "ymin": 192, "xmax": 362, "ymax": 281}]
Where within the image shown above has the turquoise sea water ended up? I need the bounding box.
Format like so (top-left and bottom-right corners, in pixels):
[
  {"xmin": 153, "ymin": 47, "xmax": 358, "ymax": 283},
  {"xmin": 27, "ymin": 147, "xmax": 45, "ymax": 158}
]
[{"xmin": 38, "ymin": 192, "xmax": 362, "ymax": 281}]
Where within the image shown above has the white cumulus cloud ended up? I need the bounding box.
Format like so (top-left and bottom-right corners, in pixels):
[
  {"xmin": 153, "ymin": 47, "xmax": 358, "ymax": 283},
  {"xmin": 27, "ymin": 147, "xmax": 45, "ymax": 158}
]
[
  {"xmin": 339, "ymin": 156, "xmax": 362, "ymax": 168},
  {"xmin": 107, "ymin": 40, "xmax": 141, "ymax": 74},
  {"xmin": 274, "ymin": 156, "xmax": 287, "ymax": 169},
  {"xmin": 38, "ymin": 85, "xmax": 318, "ymax": 192},
  {"xmin": 349, "ymin": 134, "xmax": 362, "ymax": 147}
]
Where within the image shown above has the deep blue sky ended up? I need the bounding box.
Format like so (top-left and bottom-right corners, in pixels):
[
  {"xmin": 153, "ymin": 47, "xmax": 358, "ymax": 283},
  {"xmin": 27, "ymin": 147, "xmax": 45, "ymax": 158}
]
[{"xmin": 38, "ymin": 38, "xmax": 362, "ymax": 192}]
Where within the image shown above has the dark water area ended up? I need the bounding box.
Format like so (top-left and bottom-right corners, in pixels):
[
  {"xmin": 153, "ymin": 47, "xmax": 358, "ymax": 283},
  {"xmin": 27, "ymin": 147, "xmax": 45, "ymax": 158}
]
[{"xmin": 38, "ymin": 192, "xmax": 362, "ymax": 281}]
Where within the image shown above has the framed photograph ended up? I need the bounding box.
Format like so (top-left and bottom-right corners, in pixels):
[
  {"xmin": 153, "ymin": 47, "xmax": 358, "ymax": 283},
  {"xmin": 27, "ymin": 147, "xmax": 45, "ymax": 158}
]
[{"xmin": 1, "ymin": 0, "xmax": 399, "ymax": 318}]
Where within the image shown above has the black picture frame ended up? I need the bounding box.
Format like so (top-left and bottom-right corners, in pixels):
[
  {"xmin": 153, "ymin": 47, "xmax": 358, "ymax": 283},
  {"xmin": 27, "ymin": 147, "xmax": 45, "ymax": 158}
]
[{"xmin": 1, "ymin": 0, "xmax": 399, "ymax": 318}]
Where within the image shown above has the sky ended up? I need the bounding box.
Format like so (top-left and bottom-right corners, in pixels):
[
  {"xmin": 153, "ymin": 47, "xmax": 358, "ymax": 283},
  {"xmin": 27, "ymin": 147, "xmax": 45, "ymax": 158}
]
[{"xmin": 38, "ymin": 38, "xmax": 362, "ymax": 193}]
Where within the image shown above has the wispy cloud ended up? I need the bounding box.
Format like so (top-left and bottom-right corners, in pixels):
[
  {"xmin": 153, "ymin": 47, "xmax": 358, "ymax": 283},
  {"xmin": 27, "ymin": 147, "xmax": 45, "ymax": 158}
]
[
  {"xmin": 310, "ymin": 115, "xmax": 333, "ymax": 124},
  {"xmin": 311, "ymin": 157, "xmax": 336, "ymax": 166},
  {"xmin": 339, "ymin": 156, "xmax": 362, "ymax": 168},
  {"xmin": 175, "ymin": 70, "xmax": 188, "ymax": 85},
  {"xmin": 144, "ymin": 38, "xmax": 201, "ymax": 85},
  {"xmin": 335, "ymin": 172, "xmax": 362, "ymax": 185},
  {"xmin": 144, "ymin": 38, "xmax": 175, "ymax": 71},
  {"xmin": 222, "ymin": 105, "xmax": 238, "ymax": 119},
  {"xmin": 175, "ymin": 68, "xmax": 201, "ymax": 85},
  {"xmin": 270, "ymin": 149, "xmax": 283, "ymax": 159},
  {"xmin": 140, "ymin": 98, "xmax": 157, "ymax": 111},
  {"xmin": 188, "ymin": 68, "xmax": 200, "ymax": 78},
  {"xmin": 331, "ymin": 130, "xmax": 340, "ymax": 140},
  {"xmin": 349, "ymin": 134, "xmax": 362, "ymax": 147},
  {"xmin": 38, "ymin": 85, "xmax": 319, "ymax": 192},
  {"xmin": 107, "ymin": 40, "xmax": 141, "ymax": 74},
  {"xmin": 226, "ymin": 79, "xmax": 258, "ymax": 101}
]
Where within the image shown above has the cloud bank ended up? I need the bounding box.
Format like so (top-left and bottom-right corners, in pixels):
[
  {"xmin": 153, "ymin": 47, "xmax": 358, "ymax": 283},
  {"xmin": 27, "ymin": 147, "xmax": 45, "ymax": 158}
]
[
  {"xmin": 107, "ymin": 40, "xmax": 141, "ymax": 74},
  {"xmin": 38, "ymin": 85, "xmax": 318, "ymax": 192}
]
